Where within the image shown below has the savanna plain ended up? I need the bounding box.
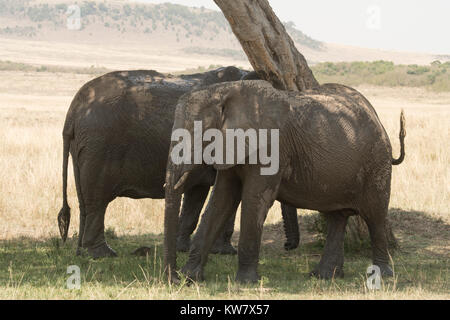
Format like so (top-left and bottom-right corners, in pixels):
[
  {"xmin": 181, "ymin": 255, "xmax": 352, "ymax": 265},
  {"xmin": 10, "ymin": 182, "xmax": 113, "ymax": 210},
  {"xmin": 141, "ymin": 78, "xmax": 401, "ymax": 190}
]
[{"xmin": 0, "ymin": 63, "xmax": 449, "ymax": 300}]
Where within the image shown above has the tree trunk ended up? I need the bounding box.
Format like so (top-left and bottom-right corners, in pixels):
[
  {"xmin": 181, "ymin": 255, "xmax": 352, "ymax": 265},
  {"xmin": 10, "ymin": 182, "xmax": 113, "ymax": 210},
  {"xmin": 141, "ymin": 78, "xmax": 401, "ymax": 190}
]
[
  {"xmin": 215, "ymin": 0, "xmax": 397, "ymax": 248},
  {"xmin": 213, "ymin": 0, "xmax": 319, "ymax": 91}
]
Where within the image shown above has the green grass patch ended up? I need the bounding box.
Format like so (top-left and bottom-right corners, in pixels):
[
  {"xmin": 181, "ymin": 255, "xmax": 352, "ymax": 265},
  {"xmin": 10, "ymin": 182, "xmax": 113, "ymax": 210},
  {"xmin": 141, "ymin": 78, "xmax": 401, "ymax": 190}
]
[
  {"xmin": 0, "ymin": 209, "xmax": 448, "ymax": 299},
  {"xmin": 311, "ymin": 60, "xmax": 450, "ymax": 91}
]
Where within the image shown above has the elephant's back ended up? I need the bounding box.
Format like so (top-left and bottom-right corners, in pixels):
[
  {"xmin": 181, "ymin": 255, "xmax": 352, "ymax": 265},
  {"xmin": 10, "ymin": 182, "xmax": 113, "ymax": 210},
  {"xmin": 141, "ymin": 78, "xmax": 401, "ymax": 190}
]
[
  {"xmin": 281, "ymin": 89, "xmax": 393, "ymax": 209},
  {"xmin": 286, "ymin": 88, "xmax": 393, "ymax": 177},
  {"xmin": 67, "ymin": 70, "xmax": 192, "ymax": 141},
  {"xmin": 289, "ymin": 87, "xmax": 390, "ymax": 149},
  {"xmin": 62, "ymin": 71, "xmax": 194, "ymax": 198},
  {"xmin": 66, "ymin": 71, "xmax": 190, "ymax": 171}
]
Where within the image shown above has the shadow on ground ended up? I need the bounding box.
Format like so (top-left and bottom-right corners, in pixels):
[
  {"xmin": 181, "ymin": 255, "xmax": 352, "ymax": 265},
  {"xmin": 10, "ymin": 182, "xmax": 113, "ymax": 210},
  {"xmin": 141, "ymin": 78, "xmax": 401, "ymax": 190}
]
[
  {"xmin": 0, "ymin": 208, "xmax": 447, "ymax": 294},
  {"xmin": 388, "ymin": 208, "xmax": 449, "ymax": 258},
  {"xmin": 233, "ymin": 208, "xmax": 449, "ymax": 258}
]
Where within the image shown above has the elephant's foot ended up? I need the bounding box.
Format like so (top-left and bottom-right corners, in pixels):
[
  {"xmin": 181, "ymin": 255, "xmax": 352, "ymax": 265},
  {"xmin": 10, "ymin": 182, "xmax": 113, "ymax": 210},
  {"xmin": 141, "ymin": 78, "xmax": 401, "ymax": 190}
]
[
  {"xmin": 167, "ymin": 270, "xmax": 181, "ymax": 285},
  {"xmin": 310, "ymin": 264, "xmax": 344, "ymax": 280},
  {"xmin": 284, "ymin": 239, "xmax": 299, "ymax": 251},
  {"xmin": 210, "ymin": 241, "xmax": 237, "ymax": 255},
  {"xmin": 181, "ymin": 261, "xmax": 204, "ymax": 282},
  {"xmin": 87, "ymin": 242, "xmax": 117, "ymax": 259},
  {"xmin": 132, "ymin": 246, "xmax": 153, "ymax": 256},
  {"xmin": 235, "ymin": 266, "xmax": 260, "ymax": 284},
  {"xmin": 176, "ymin": 236, "xmax": 191, "ymax": 252},
  {"xmin": 76, "ymin": 246, "xmax": 87, "ymax": 257},
  {"xmin": 375, "ymin": 263, "xmax": 393, "ymax": 277}
]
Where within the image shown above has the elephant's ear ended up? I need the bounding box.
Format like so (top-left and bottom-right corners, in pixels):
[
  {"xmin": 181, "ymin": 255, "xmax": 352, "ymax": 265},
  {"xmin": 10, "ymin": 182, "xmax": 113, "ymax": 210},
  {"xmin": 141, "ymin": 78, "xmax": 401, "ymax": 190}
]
[
  {"xmin": 215, "ymin": 90, "xmax": 233, "ymax": 126},
  {"xmin": 210, "ymin": 87, "xmax": 239, "ymax": 171},
  {"xmin": 213, "ymin": 83, "xmax": 289, "ymax": 171}
]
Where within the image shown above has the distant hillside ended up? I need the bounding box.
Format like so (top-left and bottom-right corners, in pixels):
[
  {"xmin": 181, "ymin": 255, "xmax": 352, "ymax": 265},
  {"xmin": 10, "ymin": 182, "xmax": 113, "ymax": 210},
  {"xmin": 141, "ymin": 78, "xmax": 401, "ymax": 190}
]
[
  {"xmin": 0, "ymin": 0, "xmax": 446, "ymax": 68},
  {"xmin": 0, "ymin": 0, "xmax": 322, "ymax": 60}
]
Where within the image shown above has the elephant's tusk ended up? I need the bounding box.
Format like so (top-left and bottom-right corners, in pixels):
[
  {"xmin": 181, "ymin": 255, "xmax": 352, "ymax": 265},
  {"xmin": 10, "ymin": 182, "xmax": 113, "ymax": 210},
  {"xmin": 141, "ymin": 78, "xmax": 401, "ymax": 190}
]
[{"xmin": 174, "ymin": 172, "xmax": 190, "ymax": 190}]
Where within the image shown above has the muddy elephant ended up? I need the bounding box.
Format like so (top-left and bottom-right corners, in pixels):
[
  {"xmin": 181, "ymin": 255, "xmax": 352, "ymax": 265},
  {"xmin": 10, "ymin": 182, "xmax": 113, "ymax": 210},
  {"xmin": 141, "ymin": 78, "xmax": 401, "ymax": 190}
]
[
  {"xmin": 57, "ymin": 67, "xmax": 300, "ymax": 258},
  {"xmin": 164, "ymin": 80, "xmax": 405, "ymax": 283}
]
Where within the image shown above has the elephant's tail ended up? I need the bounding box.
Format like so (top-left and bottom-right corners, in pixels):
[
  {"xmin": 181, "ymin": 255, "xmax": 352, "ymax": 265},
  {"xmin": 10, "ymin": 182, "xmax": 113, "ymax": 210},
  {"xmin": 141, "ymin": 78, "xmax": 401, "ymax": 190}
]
[
  {"xmin": 392, "ymin": 110, "xmax": 406, "ymax": 166},
  {"xmin": 57, "ymin": 123, "xmax": 73, "ymax": 242}
]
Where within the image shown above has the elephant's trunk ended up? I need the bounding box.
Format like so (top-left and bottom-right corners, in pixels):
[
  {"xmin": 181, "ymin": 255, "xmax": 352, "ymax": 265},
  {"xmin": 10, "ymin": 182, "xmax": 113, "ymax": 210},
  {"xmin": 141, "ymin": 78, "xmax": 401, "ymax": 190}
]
[{"xmin": 163, "ymin": 160, "xmax": 186, "ymax": 282}]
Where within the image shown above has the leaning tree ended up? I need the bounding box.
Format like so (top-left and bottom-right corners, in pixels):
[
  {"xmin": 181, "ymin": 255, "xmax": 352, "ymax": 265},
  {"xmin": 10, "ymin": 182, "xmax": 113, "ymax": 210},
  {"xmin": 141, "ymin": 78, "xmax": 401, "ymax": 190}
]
[{"xmin": 213, "ymin": 0, "xmax": 397, "ymax": 248}]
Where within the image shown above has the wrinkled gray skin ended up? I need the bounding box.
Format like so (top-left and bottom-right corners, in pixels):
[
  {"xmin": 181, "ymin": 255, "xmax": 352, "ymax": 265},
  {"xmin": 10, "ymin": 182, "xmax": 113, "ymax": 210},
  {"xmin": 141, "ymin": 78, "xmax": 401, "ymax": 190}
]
[
  {"xmin": 164, "ymin": 80, "xmax": 405, "ymax": 283},
  {"xmin": 57, "ymin": 67, "xmax": 299, "ymax": 258}
]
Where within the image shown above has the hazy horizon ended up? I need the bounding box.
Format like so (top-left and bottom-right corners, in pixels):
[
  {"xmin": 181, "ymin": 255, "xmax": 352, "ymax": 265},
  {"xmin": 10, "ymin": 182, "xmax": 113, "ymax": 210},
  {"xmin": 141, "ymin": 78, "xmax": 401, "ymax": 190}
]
[{"xmin": 136, "ymin": 0, "xmax": 450, "ymax": 55}]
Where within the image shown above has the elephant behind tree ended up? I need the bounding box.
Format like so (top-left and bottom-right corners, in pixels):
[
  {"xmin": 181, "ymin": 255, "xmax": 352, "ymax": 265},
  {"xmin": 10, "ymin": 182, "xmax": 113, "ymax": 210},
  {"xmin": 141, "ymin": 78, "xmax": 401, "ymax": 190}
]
[
  {"xmin": 57, "ymin": 67, "xmax": 300, "ymax": 258},
  {"xmin": 163, "ymin": 80, "xmax": 406, "ymax": 283}
]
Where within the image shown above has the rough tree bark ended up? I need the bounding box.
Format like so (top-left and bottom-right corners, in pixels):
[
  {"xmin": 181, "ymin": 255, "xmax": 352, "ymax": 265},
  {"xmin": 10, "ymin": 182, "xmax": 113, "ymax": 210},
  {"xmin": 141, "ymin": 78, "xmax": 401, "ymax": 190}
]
[
  {"xmin": 213, "ymin": 0, "xmax": 319, "ymax": 91},
  {"xmin": 214, "ymin": 0, "xmax": 397, "ymax": 248}
]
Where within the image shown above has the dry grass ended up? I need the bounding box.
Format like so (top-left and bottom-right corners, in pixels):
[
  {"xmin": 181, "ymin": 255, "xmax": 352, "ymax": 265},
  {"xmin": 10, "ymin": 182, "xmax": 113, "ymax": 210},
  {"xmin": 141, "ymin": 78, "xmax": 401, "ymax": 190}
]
[
  {"xmin": 0, "ymin": 70, "xmax": 448, "ymax": 299},
  {"xmin": 367, "ymin": 86, "xmax": 450, "ymax": 219}
]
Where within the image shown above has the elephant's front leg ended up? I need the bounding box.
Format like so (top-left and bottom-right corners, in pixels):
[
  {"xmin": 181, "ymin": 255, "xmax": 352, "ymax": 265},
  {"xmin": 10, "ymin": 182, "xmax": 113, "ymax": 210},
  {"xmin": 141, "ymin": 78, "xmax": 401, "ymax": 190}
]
[
  {"xmin": 182, "ymin": 170, "xmax": 242, "ymax": 281},
  {"xmin": 176, "ymin": 185, "xmax": 210, "ymax": 252},
  {"xmin": 236, "ymin": 167, "xmax": 282, "ymax": 283}
]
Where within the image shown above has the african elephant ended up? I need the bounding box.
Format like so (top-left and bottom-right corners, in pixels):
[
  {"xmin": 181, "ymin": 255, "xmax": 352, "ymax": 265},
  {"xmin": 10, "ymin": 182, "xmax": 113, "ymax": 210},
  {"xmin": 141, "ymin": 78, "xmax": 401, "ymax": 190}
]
[
  {"xmin": 57, "ymin": 67, "xmax": 300, "ymax": 258},
  {"xmin": 164, "ymin": 80, "xmax": 405, "ymax": 283}
]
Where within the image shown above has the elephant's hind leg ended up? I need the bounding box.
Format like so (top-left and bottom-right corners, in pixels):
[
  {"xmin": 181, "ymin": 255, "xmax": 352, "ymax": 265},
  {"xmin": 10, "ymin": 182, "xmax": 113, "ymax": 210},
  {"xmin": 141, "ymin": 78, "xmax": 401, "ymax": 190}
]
[
  {"xmin": 359, "ymin": 197, "xmax": 393, "ymax": 276},
  {"xmin": 365, "ymin": 218, "xmax": 393, "ymax": 277},
  {"xmin": 77, "ymin": 158, "xmax": 116, "ymax": 259},
  {"xmin": 311, "ymin": 210, "xmax": 351, "ymax": 279},
  {"xmin": 72, "ymin": 161, "xmax": 86, "ymax": 256},
  {"xmin": 359, "ymin": 166, "xmax": 393, "ymax": 277},
  {"xmin": 281, "ymin": 203, "xmax": 299, "ymax": 251},
  {"xmin": 82, "ymin": 201, "xmax": 117, "ymax": 258}
]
